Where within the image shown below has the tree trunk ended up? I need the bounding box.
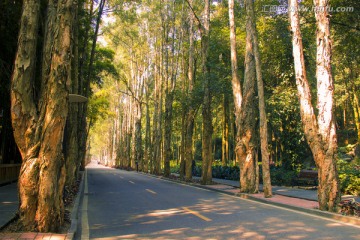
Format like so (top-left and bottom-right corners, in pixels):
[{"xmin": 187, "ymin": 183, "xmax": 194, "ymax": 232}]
[
  {"xmin": 134, "ymin": 101, "xmax": 142, "ymax": 171},
  {"xmin": 180, "ymin": 109, "xmax": 186, "ymax": 179},
  {"xmin": 184, "ymin": 2, "xmax": 196, "ymax": 181},
  {"xmin": 164, "ymin": 91, "xmax": 174, "ymax": 177},
  {"xmin": 228, "ymin": 0, "xmax": 242, "ymax": 129},
  {"xmin": 222, "ymin": 95, "xmax": 229, "ymax": 166},
  {"xmin": 246, "ymin": 0, "xmax": 272, "ymax": 197},
  {"xmin": 201, "ymin": 0, "xmax": 212, "ymax": 185},
  {"xmin": 152, "ymin": 47, "xmax": 163, "ymax": 175},
  {"xmin": 228, "ymin": 0, "xmax": 242, "ymax": 169},
  {"xmin": 144, "ymin": 88, "xmax": 151, "ymax": 172},
  {"xmin": 78, "ymin": 0, "xmax": 105, "ymax": 171},
  {"xmin": 236, "ymin": 0, "xmax": 258, "ymax": 193},
  {"xmin": 289, "ymin": 0, "xmax": 340, "ymax": 211},
  {"xmin": 11, "ymin": 0, "xmax": 73, "ymax": 232},
  {"xmin": 65, "ymin": 1, "xmax": 80, "ymax": 186},
  {"xmin": 313, "ymin": 0, "xmax": 339, "ymax": 211}
]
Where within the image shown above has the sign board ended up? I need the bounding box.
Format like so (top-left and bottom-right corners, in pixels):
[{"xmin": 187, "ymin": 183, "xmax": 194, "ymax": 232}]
[{"xmin": 69, "ymin": 94, "xmax": 88, "ymax": 103}]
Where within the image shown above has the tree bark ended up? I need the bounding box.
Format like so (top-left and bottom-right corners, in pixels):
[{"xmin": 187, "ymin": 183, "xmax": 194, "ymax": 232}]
[
  {"xmin": 11, "ymin": 0, "xmax": 73, "ymax": 232},
  {"xmin": 152, "ymin": 45, "xmax": 163, "ymax": 175},
  {"xmin": 228, "ymin": 0, "xmax": 242, "ymax": 129},
  {"xmin": 134, "ymin": 101, "xmax": 142, "ymax": 171},
  {"xmin": 222, "ymin": 95, "xmax": 230, "ymax": 166},
  {"xmin": 163, "ymin": 89, "xmax": 174, "ymax": 177},
  {"xmin": 184, "ymin": 1, "xmax": 196, "ymax": 181},
  {"xmin": 289, "ymin": 0, "xmax": 340, "ymax": 211},
  {"xmin": 228, "ymin": 0, "xmax": 242, "ymax": 169},
  {"xmin": 236, "ymin": 0, "xmax": 258, "ymax": 193},
  {"xmin": 201, "ymin": 0, "xmax": 212, "ymax": 185},
  {"xmin": 246, "ymin": 0, "xmax": 272, "ymax": 197},
  {"xmin": 65, "ymin": 0, "xmax": 80, "ymax": 187}
]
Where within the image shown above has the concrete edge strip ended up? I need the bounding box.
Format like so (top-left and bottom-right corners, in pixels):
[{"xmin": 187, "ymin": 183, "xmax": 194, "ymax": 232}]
[
  {"xmin": 66, "ymin": 171, "xmax": 86, "ymax": 240},
  {"xmin": 81, "ymin": 169, "xmax": 90, "ymax": 240},
  {"xmin": 133, "ymin": 171, "xmax": 360, "ymax": 227}
]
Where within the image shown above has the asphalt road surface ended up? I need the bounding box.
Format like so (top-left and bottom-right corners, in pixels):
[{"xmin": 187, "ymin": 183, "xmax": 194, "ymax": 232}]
[{"xmin": 77, "ymin": 161, "xmax": 360, "ymax": 239}]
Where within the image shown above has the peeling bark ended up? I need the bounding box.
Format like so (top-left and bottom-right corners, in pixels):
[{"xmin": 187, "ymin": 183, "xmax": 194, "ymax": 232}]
[
  {"xmin": 246, "ymin": 0, "xmax": 272, "ymax": 197},
  {"xmin": 11, "ymin": 0, "xmax": 73, "ymax": 232},
  {"xmin": 236, "ymin": 0, "xmax": 258, "ymax": 193},
  {"xmin": 289, "ymin": 0, "xmax": 340, "ymax": 211}
]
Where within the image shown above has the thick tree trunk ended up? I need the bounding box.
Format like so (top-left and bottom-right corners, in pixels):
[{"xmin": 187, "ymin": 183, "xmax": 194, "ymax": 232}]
[
  {"xmin": 236, "ymin": 0, "xmax": 258, "ymax": 193},
  {"xmin": 289, "ymin": 0, "xmax": 340, "ymax": 211},
  {"xmin": 246, "ymin": 0, "xmax": 272, "ymax": 197},
  {"xmin": 201, "ymin": 0, "xmax": 212, "ymax": 185},
  {"xmin": 11, "ymin": 0, "xmax": 73, "ymax": 232},
  {"xmin": 313, "ymin": 0, "xmax": 339, "ymax": 211}
]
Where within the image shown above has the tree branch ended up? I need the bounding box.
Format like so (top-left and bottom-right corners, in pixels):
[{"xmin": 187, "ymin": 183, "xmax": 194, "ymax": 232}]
[{"xmin": 184, "ymin": 0, "xmax": 204, "ymax": 33}]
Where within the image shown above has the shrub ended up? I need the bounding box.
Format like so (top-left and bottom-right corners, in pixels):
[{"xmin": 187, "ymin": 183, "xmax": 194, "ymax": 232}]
[
  {"xmin": 265, "ymin": 166, "xmax": 297, "ymax": 186},
  {"xmin": 337, "ymin": 159, "xmax": 360, "ymax": 196}
]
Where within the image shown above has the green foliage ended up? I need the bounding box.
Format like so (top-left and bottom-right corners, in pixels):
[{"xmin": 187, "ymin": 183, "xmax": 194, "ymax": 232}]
[
  {"xmin": 337, "ymin": 159, "xmax": 360, "ymax": 196},
  {"xmin": 266, "ymin": 167, "xmax": 297, "ymax": 186},
  {"xmin": 91, "ymin": 47, "xmax": 118, "ymax": 87},
  {"xmin": 267, "ymin": 83, "xmax": 313, "ymax": 170},
  {"xmin": 211, "ymin": 165, "xmax": 240, "ymax": 180},
  {"xmin": 88, "ymin": 90, "xmax": 112, "ymax": 125}
]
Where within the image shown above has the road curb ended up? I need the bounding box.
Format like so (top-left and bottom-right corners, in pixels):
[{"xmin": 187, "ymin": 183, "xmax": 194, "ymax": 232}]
[
  {"xmin": 136, "ymin": 171, "xmax": 360, "ymax": 227},
  {"xmin": 66, "ymin": 171, "xmax": 85, "ymax": 240}
]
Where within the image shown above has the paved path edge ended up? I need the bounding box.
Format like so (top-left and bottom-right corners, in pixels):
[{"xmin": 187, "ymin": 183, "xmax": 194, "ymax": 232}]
[{"xmin": 66, "ymin": 171, "xmax": 85, "ymax": 240}]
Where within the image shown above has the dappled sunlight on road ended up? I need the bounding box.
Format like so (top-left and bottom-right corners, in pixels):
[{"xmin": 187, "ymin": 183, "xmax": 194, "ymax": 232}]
[
  {"xmin": 131, "ymin": 208, "xmax": 184, "ymax": 220},
  {"xmin": 88, "ymin": 194, "xmax": 355, "ymax": 239},
  {"xmin": 85, "ymin": 169, "xmax": 360, "ymax": 240}
]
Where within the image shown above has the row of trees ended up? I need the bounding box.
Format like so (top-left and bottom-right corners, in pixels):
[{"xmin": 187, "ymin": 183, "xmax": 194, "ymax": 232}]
[
  {"xmin": 90, "ymin": 0, "xmax": 359, "ymax": 213},
  {"xmin": 1, "ymin": 0, "xmax": 359, "ymax": 233}
]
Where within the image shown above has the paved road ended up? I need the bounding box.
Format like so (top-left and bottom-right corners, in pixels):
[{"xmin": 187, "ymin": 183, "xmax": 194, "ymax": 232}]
[
  {"xmin": 0, "ymin": 183, "xmax": 18, "ymax": 228},
  {"xmin": 77, "ymin": 163, "xmax": 360, "ymax": 240}
]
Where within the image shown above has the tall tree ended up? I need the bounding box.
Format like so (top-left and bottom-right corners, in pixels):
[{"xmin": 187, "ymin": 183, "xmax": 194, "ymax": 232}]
[
  {"xmin": 289, "ymin": 0, "xmax": 340, "ymax": 211},
  {"xmin": 228, "ymin": 0, "xmax": 242, "ymax": 130},
  {"xmin": 163, "ymin": 0, "xmax": 180, "ymax": 177},
  {"xmin": 200, "ymin": 0, "xmax": 213, "ymax": 185},
  {"xmin": 236, "ymin": 0, "xmax": 259, "ymax": 193},
  {"xmin": 78, "ymin": 0, "xmax": 106, "ymax": 170},
  {"xmin": 221, "ymin": 94, "xmax": 230, "ymax": 166},
  {"xmin": 184, "ymin": 0, "xmax": 196, "ymax": 181},
  {"xmin": 228, "ymin": 0, "xmax": 241, "ymax": 168},
  {"xmin": 246, "ymin": 0, "xmax": 272, "ymax": 197},
  {"xmin": 11, "ymin": 0, "xmax": 74, "ymax": 231},
  {"xmin": 65, "ymin": 0, "xmax": 80, "ymax": 187}
]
